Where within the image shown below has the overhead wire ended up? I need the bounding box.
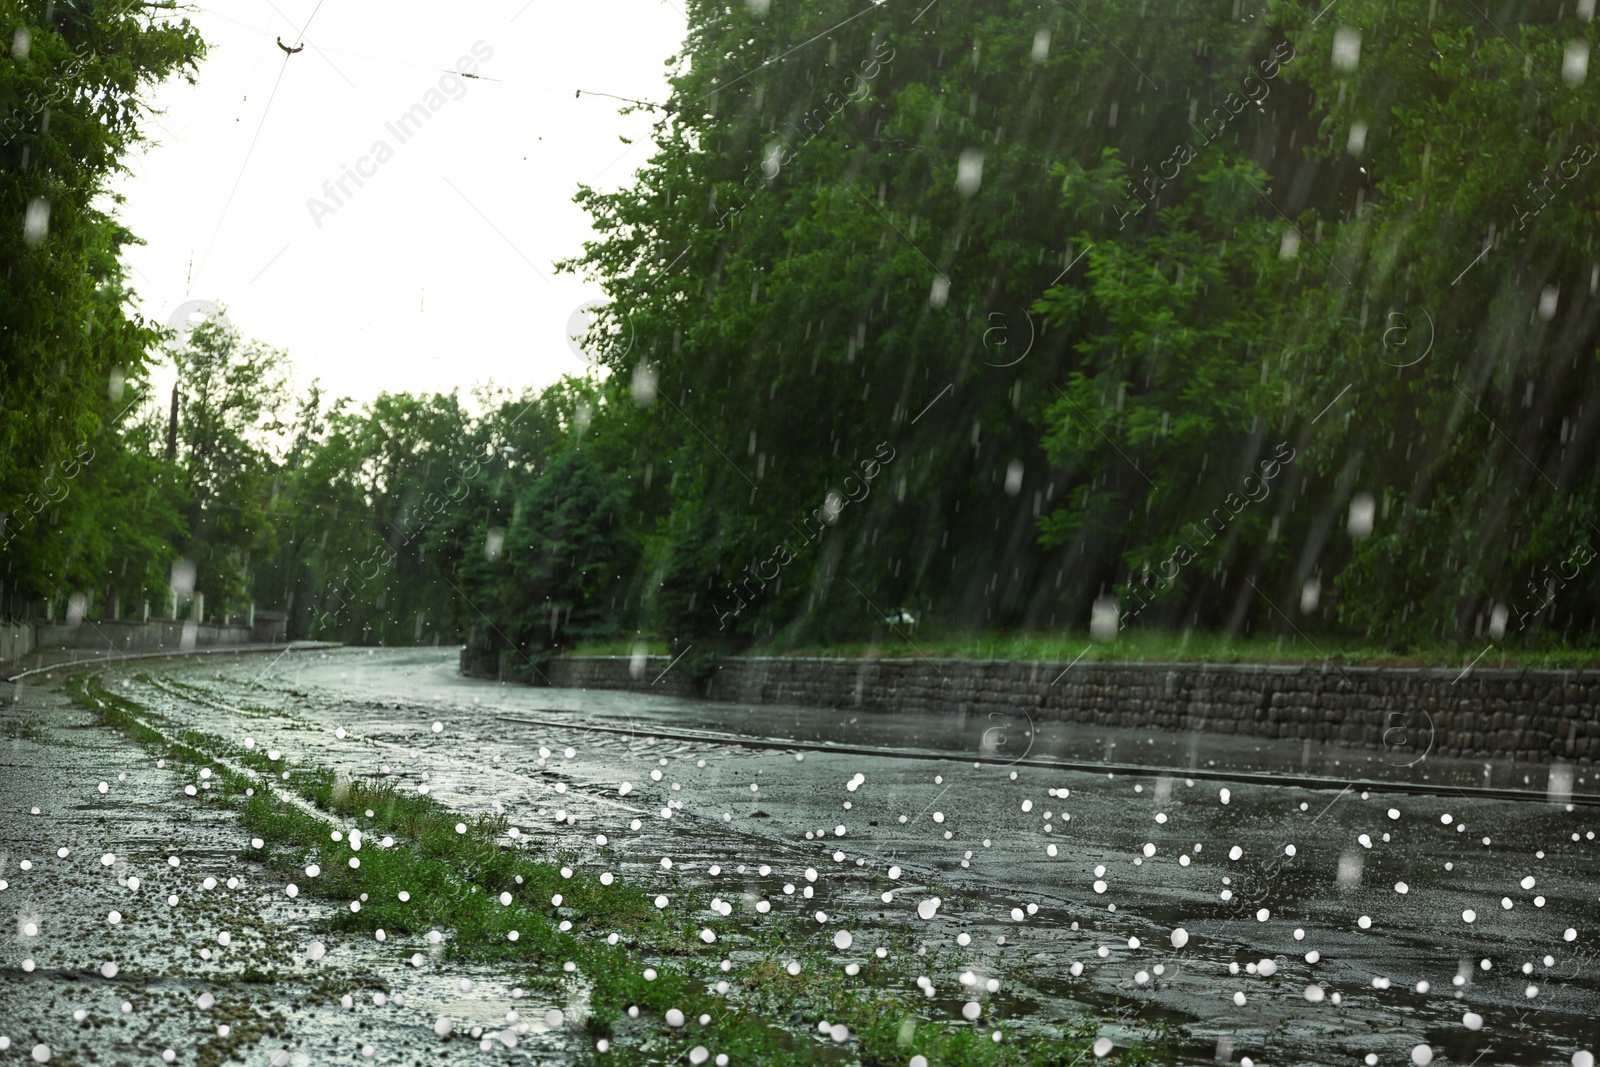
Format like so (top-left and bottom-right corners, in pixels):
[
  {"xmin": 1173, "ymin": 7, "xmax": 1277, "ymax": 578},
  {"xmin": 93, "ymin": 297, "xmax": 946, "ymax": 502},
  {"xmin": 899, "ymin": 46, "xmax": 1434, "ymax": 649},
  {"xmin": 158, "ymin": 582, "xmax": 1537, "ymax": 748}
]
[{"xmin": 194, "ymin": 0, "xmax": 334, "ymax": 278}]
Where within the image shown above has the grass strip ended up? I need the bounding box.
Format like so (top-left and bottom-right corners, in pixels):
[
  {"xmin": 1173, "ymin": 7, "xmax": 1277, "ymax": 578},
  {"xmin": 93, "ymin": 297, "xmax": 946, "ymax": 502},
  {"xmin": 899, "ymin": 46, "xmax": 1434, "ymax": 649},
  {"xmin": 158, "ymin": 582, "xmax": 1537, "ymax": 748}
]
[{"xmin": 567, "ymin": 630, "xmax": 1600, "ymax": 669}]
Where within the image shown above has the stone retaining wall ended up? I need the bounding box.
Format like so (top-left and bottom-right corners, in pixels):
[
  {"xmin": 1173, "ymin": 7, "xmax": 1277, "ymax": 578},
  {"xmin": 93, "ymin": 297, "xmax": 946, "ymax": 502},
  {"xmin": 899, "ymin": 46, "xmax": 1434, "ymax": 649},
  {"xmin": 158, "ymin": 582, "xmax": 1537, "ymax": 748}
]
[
  {"xmin": 0, "ymin": 623, "xmax": 33, "ymax": 664},
  {"xmin": 6, "ymin": 621, "xmax": 253, "ymax": 660},
  {"xmin": 34, "ymin": 620, "xmax": 254, "ymax": 651},
  {"xmin": 481, "ymin": 654, "xmax": 1600, "ymax": 767}
]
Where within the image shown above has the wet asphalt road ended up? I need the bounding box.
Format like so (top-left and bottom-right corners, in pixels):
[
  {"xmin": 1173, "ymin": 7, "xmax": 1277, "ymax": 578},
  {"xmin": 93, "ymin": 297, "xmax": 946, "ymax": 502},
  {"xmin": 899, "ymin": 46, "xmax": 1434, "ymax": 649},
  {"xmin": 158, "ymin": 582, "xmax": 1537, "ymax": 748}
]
[{"xmin": 7, "ymin": 645, "xmax": 1600, "ymax": 1067}]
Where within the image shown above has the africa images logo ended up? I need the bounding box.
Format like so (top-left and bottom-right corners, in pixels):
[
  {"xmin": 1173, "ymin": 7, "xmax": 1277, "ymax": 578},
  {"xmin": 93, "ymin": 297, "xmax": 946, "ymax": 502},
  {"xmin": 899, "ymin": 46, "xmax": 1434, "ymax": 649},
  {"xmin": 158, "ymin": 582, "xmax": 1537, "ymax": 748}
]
[{"xmin": 305, "ymin": 41, "xmax": 494, "ymax": 229}]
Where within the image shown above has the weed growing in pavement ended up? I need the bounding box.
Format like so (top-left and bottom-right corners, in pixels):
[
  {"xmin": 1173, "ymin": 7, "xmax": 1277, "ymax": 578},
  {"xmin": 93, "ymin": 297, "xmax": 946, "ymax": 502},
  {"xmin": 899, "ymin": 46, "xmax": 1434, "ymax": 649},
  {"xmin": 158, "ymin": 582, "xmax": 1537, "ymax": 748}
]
[{"xmin": 69, "ymin": 671, "xmax": 1142, "ymax": 1067}]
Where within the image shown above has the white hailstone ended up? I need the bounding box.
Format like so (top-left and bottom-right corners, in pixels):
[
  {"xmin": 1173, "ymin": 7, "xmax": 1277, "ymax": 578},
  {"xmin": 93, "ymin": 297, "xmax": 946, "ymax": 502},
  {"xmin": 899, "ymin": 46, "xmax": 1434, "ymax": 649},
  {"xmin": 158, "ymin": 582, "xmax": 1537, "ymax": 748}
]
[
  {"xmin": 218, "ymin": 932, "xmax": 231, "ymax": 946},
  {"xmin": 1143, "ymin": 843, "xmax": 1156, "ymax": 857},
  {"xmin": 1093, "ymin": 880, "xmax": 1107, "ymax": 894},
  {"xmin": 1463, "ymin": 909, "xmax": 1476, "ymax": 923},
  {"xmin": 1047, "ymin": 844, "xmax": 1058, "ymax": 856},
  {"xmin": 1229, "ymin": 846, "xmax": 1243, "ymax": 861},
  {"xmin": 1575, "ymin": 1054, "xmax": 1595, "ymax": 1067},
  {"xmin": 1171, "ymin": 928, "xmax": 1189, "ymax": 948},
  {"xmin": 305, "ymin": 865, "xmax": 321, "ymax": 878},
  {"xmin": 689, "ymin": 1048, "xmax": 709, "ymax": 1065},
  {"xmin": 101, "ymin": 853, "xmax": 115, "ymax": 867},
  {"xmin": 1413, "ymin": 1046, "xmax": 1434, "ymax": 1066},
  {"xmin": 500, "ymin": 892, "xmax": 513, "ymax": 906},
  {"xmin": 432, "ymin": 722, "xmax": 443, "ymax": 733},
  {"xmin": 1521, "ymin": 875, "xmax": 1536, "ymax": 889},
  {"xmin": 600, "ymin": 873, "xmax": 614, "ymax": 885},
  {"xmin": 666, "ymin": 1009, "xmax": 686, "ymax": 1027},
  {"xmin": 701, "ymin": 929, "xmax": 717, "ymax": 943},
  {"xmin": 1305, "ymin": 984, "xmax": 1325, "ymax": 1002},
  {"xmin": 756, "ymin": 901, "xmax": 771, "ymax": 913},
  {"xmin": 398, "ymin": 891, "xmax": 410, "ymax": 902},
  {"xmin": 286, "ymin": 884, "xmax": 299, "ymax": 898},
  {"xmin": 108, "ymin": 911, "xmax": 122, "ymax": 924},
  {"xmin": 1258, "ymin": 959, "xmax": 1278, "ymax": 977},
  {"xmin": 655, "ymin": 895, "xmax": 669, "ymax": 909},
  {"xmin": 1396, "ymin": 882, "xmax": 1409, "ymax": 894},
  {"xmin": 434, "ymin": 1017, "xmax": 453, "ymax": 1038},
  {"xmin": 1388, "ymin": 808, "xmax": 1400, "ymax": 820},
  {"xmin": 643, "ymin": 968, "xmax": 658, "ymax": 981},
  {"xmin": 1220, "ymin": 788, "xmax": 1231, "ymax": 805},
  {"xmin": 101, "ymin": 962, "xmax": 117, "ymax": 978},
  {"xmin": 1128, "ymin": 937, "xmax": 1141, "ymax": 949},
  {"xmin": 962, "ymin": 1001, "xmax": 981, "ymax": 1020},
  {"xmin": 197, "ymin": 993, "xmax": 215, "ymax": 1010},
  {"xmin": 917, "ymin": 897, "xmax": 942, "ymax": 919},
  {"xmin": 1359, "ymin": 834, "xmax": 1372, "ymax": 848},
  {"xmin": 1358, "ymin": 916, "xmax": 1372, "ymax": 929},
  {"xmin": 888, "ymin": 866, "xmax": 902, "ymax": 879},
  {"xmin": 835, "ymin": 930, "xmax": 853, "ymax": 950},
  {"xmin": 1011, "ymin": 908, "xmax": 1024, "ymax": 921},
  {"xmin": 31, "ymin": 1046, "xmax": 49, "ymax": 1063},
  {"xmin": 933, "ymin": 812, "xmax": 945, "ymax": 823},
  {"xmin": 911, "ymin": 1058, "xmax": 930, "ymax": 1067},
  {"xmin": 251, "ymin": 839, "xmax": 263, "ymax": 849},
  {"xmin": 1463, "ymin": 1013, "xmax": 1484, "ymax": 1031},
  {"xmin": 127, "ymin": 877, "xmax": 140, "ymax": 891},
  {"xmin": 1233, "ymin": 991, "xmax": 1247, "ymax": 1006},
  {"xmin": 307, "ymin": 942, "xmax": 326, "ymax": 961},
  {"xmin": 1093, "ymin": 1037, "xmax": 1114, "ymax": 1058},
  {"xmin": 1502, "ymin": 898, "xmax": 1514, "ymax": 910},
  {"xmin": 1566, "ymin": 929, "xmax": 1579, "ymax": 941}
]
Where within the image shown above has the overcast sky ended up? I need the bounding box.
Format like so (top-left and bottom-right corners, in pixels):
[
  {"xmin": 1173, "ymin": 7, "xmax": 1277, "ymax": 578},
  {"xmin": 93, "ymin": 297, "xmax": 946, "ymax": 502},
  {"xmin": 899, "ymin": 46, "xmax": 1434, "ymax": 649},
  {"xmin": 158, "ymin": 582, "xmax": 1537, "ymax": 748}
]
[{"xmin": 115, "ymin": 0, "xmax": 688, "ymax": 412}]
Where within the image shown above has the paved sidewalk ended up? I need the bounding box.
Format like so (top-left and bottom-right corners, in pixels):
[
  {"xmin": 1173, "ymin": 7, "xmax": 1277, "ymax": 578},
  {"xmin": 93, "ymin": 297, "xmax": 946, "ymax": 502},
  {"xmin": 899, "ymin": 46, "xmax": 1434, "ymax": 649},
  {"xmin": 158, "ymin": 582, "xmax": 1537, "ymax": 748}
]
[{"xmin": 0, "ymin": 656, "xmax": 574, "ymax": 1067}]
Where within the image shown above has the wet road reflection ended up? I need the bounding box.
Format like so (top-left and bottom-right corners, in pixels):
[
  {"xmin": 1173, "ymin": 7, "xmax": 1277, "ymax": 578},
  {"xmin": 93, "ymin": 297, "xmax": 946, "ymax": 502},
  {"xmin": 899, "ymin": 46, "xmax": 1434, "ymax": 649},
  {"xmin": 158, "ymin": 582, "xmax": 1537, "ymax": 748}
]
[{"xmin": 107, "ymin": 647, "xmax": 1600, "ymax": 1066}]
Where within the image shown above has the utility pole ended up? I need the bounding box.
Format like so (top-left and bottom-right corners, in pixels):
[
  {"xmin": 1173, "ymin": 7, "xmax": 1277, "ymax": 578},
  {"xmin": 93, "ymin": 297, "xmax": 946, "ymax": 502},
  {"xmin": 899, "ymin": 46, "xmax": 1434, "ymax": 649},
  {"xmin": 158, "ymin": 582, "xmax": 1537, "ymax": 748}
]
[{"xmin": 166, "ymin": 383, "xmax": 179, "ymax": 459}]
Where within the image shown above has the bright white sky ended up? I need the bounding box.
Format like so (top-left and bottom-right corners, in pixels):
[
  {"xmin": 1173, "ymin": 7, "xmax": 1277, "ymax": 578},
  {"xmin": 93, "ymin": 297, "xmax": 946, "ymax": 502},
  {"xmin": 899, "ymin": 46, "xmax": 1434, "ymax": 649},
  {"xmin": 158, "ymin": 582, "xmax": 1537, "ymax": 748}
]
[{"xmin": 116, "ymin": 0, "xmax": 688, "ymax": 412}]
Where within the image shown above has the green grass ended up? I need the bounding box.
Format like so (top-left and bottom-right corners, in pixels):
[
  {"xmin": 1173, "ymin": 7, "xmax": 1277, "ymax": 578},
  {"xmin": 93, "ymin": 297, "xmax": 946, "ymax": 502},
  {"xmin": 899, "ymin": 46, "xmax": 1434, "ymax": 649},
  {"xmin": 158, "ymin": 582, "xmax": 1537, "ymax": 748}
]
[
  {"xmin": 67, "ymin": 672, "xmax": 1147, "ymax": 1067},
  {"xmin": 570, "ymin": 629, "xmax": 1600, "ymax": 669}
]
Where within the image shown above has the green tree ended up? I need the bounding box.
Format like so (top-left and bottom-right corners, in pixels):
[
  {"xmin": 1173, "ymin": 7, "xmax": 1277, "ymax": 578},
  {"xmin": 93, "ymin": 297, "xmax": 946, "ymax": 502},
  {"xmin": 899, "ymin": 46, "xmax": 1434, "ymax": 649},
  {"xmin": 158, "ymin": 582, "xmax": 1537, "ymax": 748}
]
[
  {"xmin": 0, "ymin": 0, "xmax": 204, "ymax": 589},
  {"xmin": 171, "ymin": 312, "xmax": 288, "ymax": 620}
]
